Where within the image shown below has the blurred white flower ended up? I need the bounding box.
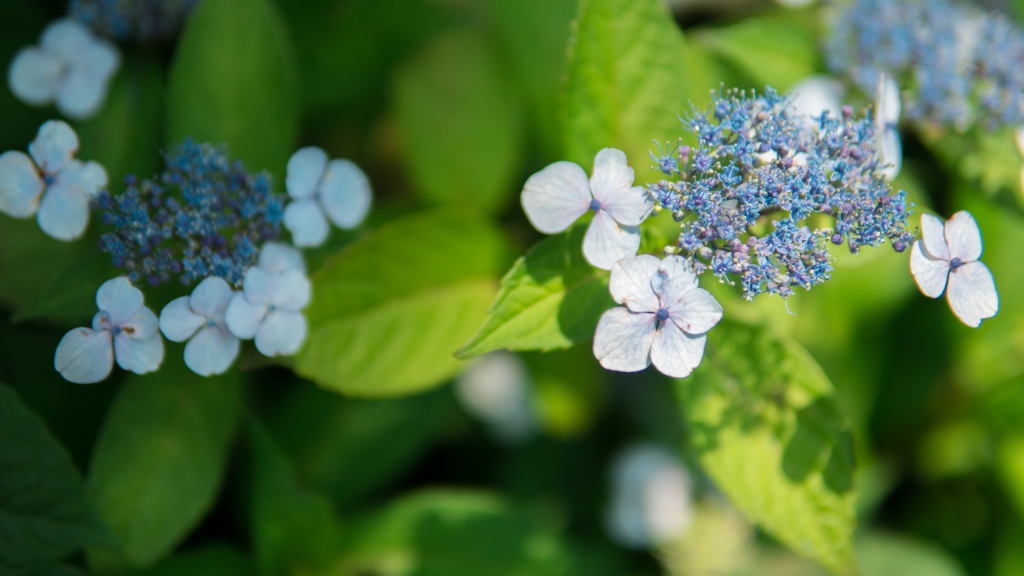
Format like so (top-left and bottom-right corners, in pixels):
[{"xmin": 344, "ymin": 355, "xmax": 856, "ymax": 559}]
[
  {"xmin": 789, "ymin": 75, "xmax": 845, "ymax": 133},
  {"xmin": 283, "ymin": 146, "xmax": 372, "ymax": 247},
  {"xmin": 257, "ymin": 241, "xmax": 306, "ymax": 274},
  {"xmin": 8, "ymin": 18, "xmax": 121, "ymax": 120},
  {"xmin": 455, "ymin": 351, "xmax": 536, "ymax": 445},
  {"xmin": 521, "ymin": 148, "xmax": 655, "ymax": 270},
  {"xmin": 877, "ymin": 74, "xmax": 902, "ymax": 181},
  {"xmin": 605, "ymin": 443, "xmax": 693, "ymax": 549},
  {"xmin": 0, "ymin": 120, "xmax": 107, "ymax": 240},
  {"xmin": 159, "ymin": 276, "xmax": 239, "ymax": 376},
  {"xmin": 54, "ymin": 277, "xmax": 163, "ymax": 383},
  {"xmin": 225, "ymin": 266, "xmax": 311, "ymax": 357}
]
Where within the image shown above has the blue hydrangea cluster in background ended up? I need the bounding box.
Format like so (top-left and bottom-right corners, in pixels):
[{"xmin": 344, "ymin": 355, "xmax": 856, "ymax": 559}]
[
  {"xmin": 826, "ymin": 0, "xmax": 1024, "ymax": 130},
  {"xmin": 649, "ymin": 87, "xmax": 914, "ymax": 301},
  {"xmin": 69, "ymin": 0, "xmax": 199, "ymax": 41},
  {"xmin": 96, "ymin": 139, "xmax": 284, "ymax": 287}
]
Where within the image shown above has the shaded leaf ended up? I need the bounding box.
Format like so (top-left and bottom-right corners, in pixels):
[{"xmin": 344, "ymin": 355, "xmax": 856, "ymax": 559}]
[
  {"xmin": 11, "ymin": 251, "xmax": 119, "ymax": 326},
  {"xmin": 857, "ymin": 531, "xmax": 966, "ymax": 576},
  {"xmin": 133, "ymin": 545, "xmax": 254, "ymax": 576}
]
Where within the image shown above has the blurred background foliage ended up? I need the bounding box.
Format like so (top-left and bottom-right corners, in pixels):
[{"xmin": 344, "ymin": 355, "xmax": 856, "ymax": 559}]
[{"xmin": 1, "ymin": 0, "xmax": 1024, "ymax": 574}]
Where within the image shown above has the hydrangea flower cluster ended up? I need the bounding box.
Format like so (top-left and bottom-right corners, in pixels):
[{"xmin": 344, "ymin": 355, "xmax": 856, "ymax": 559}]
[
  {"xmin": 95, "ymin": 139, "xmax": 285, "ymax": 287},
  {"xmin": 68, "ymin": 0, "xmax": 199, "ymax": 41},
  {"xmin": 649, "ymin": 87, "xmax": 914, "ymax": 300},
  {"xmin": 825, "ymin": 0, "xmax": 1024, "ymax": 130}
]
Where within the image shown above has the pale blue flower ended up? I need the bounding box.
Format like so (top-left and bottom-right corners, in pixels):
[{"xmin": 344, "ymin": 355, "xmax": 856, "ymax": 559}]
[
  {"xmin": 283, "ymin": 146, "xmax": 372, "ymax": 247},
  {"xmin": 225, "ymin": 265, "xmax": 310, "ymax": 357},
  {"xmin": 8, "ymin": 18, "xmax": 120, "ymax": 120},
  {"xmin": 159, "ymin": 276, "xmax": 239, "ymax": 376},
  {"xmin": 593, "ymin": 254, "xmax": 722, "ymax": 378},
  {"xmin": 910, "ymin": 211, "xmax": 998, "ymax": 327},
  {"xmin": 256, "ymin": 241, "xmax": 306, "ymax": 275},
  {"xmin": 455, "ymin": 351, "xmax": 536, "ymax": 445},
  {"xmin": 605, "ymin": 443, "xmax": 693, "ymax": 549},
  {"xmin": 522, "ymin": 148, "xmax": 655, "ymax": 270},
  {"xmin": 0, "ymin": 120, "xmax": 107, "ymax": 240},
  {"xmin": 54, "ymin": 276, "xmax": 164, "ymax": 383}
]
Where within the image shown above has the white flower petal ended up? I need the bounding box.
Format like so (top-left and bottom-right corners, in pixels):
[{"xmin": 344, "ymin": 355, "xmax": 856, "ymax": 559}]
[
  {"xmin": 285, "ymin": 146, "xmax": 327, "ymax": 199},
  {"xmin": 8, "ymin": 47, "xmax": 63, "ymax": 105},
  {"xmin": 319, "ymin": 159, "xmax": 371, "ymax": 229},
  {"xmin": 225, "ymin": 292, "xmax": 265, "ymax": 339},
  {"xmin": 920, "ymin": 213, "xmax": 950, "ymax": 261},
  {"xmin": 910, "ymin": 240, "xmax": 950, "ymax": 299},
  {"xmin": 583, "ymin": 209, "xmax": 641, "ymax": 270},
  {"xmin": 599, "ymin": 185, "xmax": 655, "ymax": 227},
  {"xmin": 258, "ymin": 241, "xmax": 306, "ymax": 274},
  {"xmin": 609, "ymin": 254, "xmax": 661, "ymax": 313},
  {"xmin": 669, "ymin": 288, "xmax": 722, "ymax": 335},
  {"xmin": 283, "ymin": 198, "xmax": 329, "ymax": 248},
  {"xmin": 58, "ymin": 160, "xmax": 107, "ymax": 197},
  {"xmin": 944, "ymin": 210, "xmax": 983, "ymax": 262},
  {"xmin": 114, "ymin": 332, "xmax": 164, "ymax": 375},
  {"xmin": 254, "ymin": 310, "xmax": 307, "ymax": 357},
  {"xmin": 650, "ymin": 255, "xmax": 698, "ymax": 309},
  {"xmin": 75, "ymin": 38, "xmax": 120, "ymax": 81},
  {"xmin": 650, "ymin": 321, "xmax": 706, "ymax": 379},
  {"xmin": 189, "ymin": 276, "xmax": 233, "ymax": 318},
  {"xmin": 120, "ymin": 305, "xmax": 159, "ymax": 340},
  {"xmin": 184, "ymin": 325, "xmax": 239, "ymax": 376},
  {"xmin": 946, "ymin": 261, "xmax": 998, "ymax": 328},
  {"xmin": 159, "ymin": 296, "xmax": 205, "ymax": 342},
  {"xmin": 40, "ymin": 19, "xmax": 93, "ymax": 62},
  {"xmin": 521, "ymin": 161, "xmax": 592, "ymax": 234},
  {"xmin": 56, "ymin": 67, "xmax": 109, "ymax": 120},
  {"xmin": 54, "ymin": 327, "xmax": 113, "ymax": 384},
  {"xmin": 593, "ymin": 307, "xmax": 657, "ymax": 373},
  {"xmin": 271, "ymin": 270, "xmax": 311, "ymax": 311},
  {"xmin": 0, "ymin": 151, "xmax": 44, "ymax": 218},
  {"xmin": 790, "ymin": 75, "xmax": 845, "ymax": 131},
  {"xmin": 1016, "ymin": 127, "xmax": 1024, "ymax": 158},
  {"xmin": 96, "ymin": 276, "xmax": 143, "ymax": 322},
  {"xmin": 241, "ymin": 267, "xmax": 275, "ymax": 306},
  {"xmin": 878, "ymin": 75, "xmax": 901, "ymax": 124},
  {"xmin": 880, "ymin": 127, "xmax": 901, "ymax": 181},
  {"xmin": 590, "ymin": 148, "xmax": 635, "ymax": 200},
  {"xmin": 36, "ymin": 183, "xmax": 89, "ymax": 241},
  {"xmin": 29, "ymin": 120, "xmax": 78, "ymax": 174}
]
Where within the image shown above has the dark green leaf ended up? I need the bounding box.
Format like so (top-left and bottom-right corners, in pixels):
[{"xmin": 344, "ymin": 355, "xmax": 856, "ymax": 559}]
[
  {"xmin": 166, "ymin": 0, "xmax": 299, "ymax": 179},
  {"xmin": 85, "ymin": 360, "xmax": 243, "ymax": 571},
  {"xmin": 678, "ymin": 320, "xmax": 857, "ymax": 575},
  {"xmin": 11, "ymin": 251, "xmax": 119, "ymax": 326},
  {"xmin": 294, "ymin": 208, "xmax": 510, "ymax": 397},
  {"xmin": 133, "ymin": 545, "xmax": 254, "ymax": 576},
  {"xmin": 0, "ymin": 219, "xmax": 92, "ymax": 313},
  {"xmin": 456, "ymin": 222, "xmax": 613, "ymax": 359},
  {"xmin": 0, "ymin": 383, "xmax": 114, "ymax": 574}
]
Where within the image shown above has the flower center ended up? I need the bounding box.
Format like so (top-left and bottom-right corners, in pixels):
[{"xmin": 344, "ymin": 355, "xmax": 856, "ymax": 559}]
[
  {"xmin": 42, "ymin": 172, "xmax": 56, "ymax": 186},
  {"xmin": 589, "ymin": 198, "xmax": 602, "ymax": 212},
  {"xmin": 949, "ymin": 257, "xmax": 963, "ymax": 270},
  {"xmin": 207, "ymin": 318, "xmax": 217, "ymax": 327},
  {"xmin": 109, "ymin": 325, "xmax": 122, "ymax": 336},
  {"xmin": 267, "ymin": 304, "xmax": 277, "ymax": 312},
  {"xmin": 656, "ymin": 308, "xmax": 670, "ymax": 321}
]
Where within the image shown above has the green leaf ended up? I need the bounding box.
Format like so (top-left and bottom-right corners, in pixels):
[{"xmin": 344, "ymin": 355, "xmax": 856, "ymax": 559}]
[
  {"xmin": 997, "ymin": 435, "xmax": 1024, "ymax": 522},
  {"xmin": 85, "ymin": 360, "xmax": 243, "ymax": 571},
  {"xmin": 166, "ymin": 0, "xmax": 299, "ymax": 179},
  {"xmin": 677, "ymin": 320, "xmax": 857, "ymax": 575},
  {"xmin": 248, "ymin": 419, "xmax": 344, "ymax": 575},
  {"xmin": 133, "ymin": 545, "xmax": 254, "ymax": 576},
  {"xmin": 0, "ymin": 383, "xmax": 114, "ymax": 574},
  {"xmin": 0, "ymin": 218, "xmax": 92, "ymax": 313},
  {"xmin": 456, "ymin": 222, "xmax": 613, "ymax": 359},
  {"xmin": 392, "ymin": 28, "xmax": 525, "ymax": 213},
  {"xmin": 11, "ymin": 251, "xmax": 119, "ymax": 326},
  {"xmin": 294, "ymin": 208, "xmax": 509, "ymax": 397},
  {"xmin": 332, "ymin": 490, "xmax": 572, "ymax": 576},
  {"xmin": 692, "ymin": 10, "xmax": 820, "ymax": 93},
  {"xmin": 268, "ymin": 384, "xmax": 455, "ymax": 508},
  {"xmin": 563, "ymin": 0, "xmax": 689, "ymax": 185},
  {"xmin": 857, "ymin": 531, "xmax": 967, "ymax": 576}
]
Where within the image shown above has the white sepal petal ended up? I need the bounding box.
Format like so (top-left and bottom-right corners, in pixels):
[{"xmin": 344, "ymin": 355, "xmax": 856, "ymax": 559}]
[
  {"xmin": 920, "ymin": 213, "xmax": 950, "ymax": 261},
  {"xmin": 668, "ymin": 288, "xmax": 723, "ymax": 335},
  {"xmin": 159, "ymin": 297, "xmax": 205, "ymax": 342},
  {"xmin": 0, "ymin": 151, "xmax": 44, "ymax": 218},
  {"xmin": 258, "ymin": 241, "xmax": 306, "ymax": 274},
  {"xmin": 590, "ymin": 148, "xmax": 635, "ymax": 200},
  {"xmin": 225, "ymin": 292, "xmax": 265, "ymax": 339},
  {"xmin": 599, "ymin": 185, "xmax": 655, "ymax": 227},
  {"xmin": 189, "ymin": 276, "xmax": 233, "ymax": 318},
  {"xmin": 54, "ymin": 327, "xmax": 113, "ymax": 384},
  {"xmin": 36, "ymin": 183, "xmax": 89, "ymax": 241},
  {"xmin": 40, "ymin": 19, "xmax": 93, "ymax": 61},
  {"xmin": 946, "ymin": 261, "xmax": 998, "ymax": 328},
  {"xmin": 944, "ymin": 211, "xmax": 983, "ymax": 262},
  {"xmin": 910, "ymin": 240, "xmax": 950, "ymax": 298},
  {"xmin": 285, "ymin": 146, "xmax": 327, "ymax": 199},
  {"xmin": 650, "ymin": 321, "xmax": 706, "ymax": 379},
  {"xmin": 96, "ymin": 276, "xmax": 143, "ymax": 322},
  {"xmin": 113, "ymin": 332, "xmax": 164, "ymax": 375},
  {"xmin": 650, "ymin": 255, "xmax": 698, "ymax": 309},
  {"xmin": 120, "ymin": 306, "xmax": 159, "ymax": 340},
  {"xmin": 59, "ymin": 160, "xmax": 108, "ymax": 197},
  {"xmin": 29, "ymin": 120, "xmax": 78, "ymax": 174},
  {"xmin": 789, "ymin": 75, "xmax": 845, "ymax": 131},
  {"xmin": 271, "ymin": 270, "xmax": 311, "ymax": 311},
  {"xmin": 284, "ymin": 198, "xmax": 329, "ymax": 248},
  {"xmin": 184, "ymin": 326, "xmax": 239, "ymax": 376},
  {"xmin": 521, "ymin": 161, "xmax": 592, "ymax": 234},
  {"xmin": 254, "ymin": 310, "xmax": 307, "ymax": 356},
  {"xmin": 241, "ymin": 267, "xmax": 275, "ymax": 306},
  {"xmin": 8, "ymin": 47, "xmax": 63, "ymax": 105},
  {"xmin": 880, "ymin": 128, "xmax": 901, "ymax": 181},
  {"xmin": 76, "ymin": 38, "xmax": 120, "ymax": 81},
  {"xmin": 593, "ymin": 307, "xmax": 656, "ymax": 374},
  {"xmin": 583, "ymin": 209, "xmax": 641, "ymax": 270},
  {"xmin": 319, "ymin": 159, "xmax": 371, "ymax": 229},
  {"xmin": 609, "ymin": 255, "xmax": 660, "ymax": 313},
  {"xmin": 56, "ymin": 67, "xmax": 108, "ymax": 120}
]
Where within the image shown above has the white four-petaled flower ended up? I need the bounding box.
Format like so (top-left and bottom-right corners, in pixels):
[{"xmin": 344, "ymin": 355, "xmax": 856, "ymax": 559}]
[
  {"xmin": 8, "ymin": 18, "xmax": 121, "ymax": 120},
  {"xmin": 159, "ymin": 276, "xmax": 240, "ymax": 376},
  {"xmin": 910, "ymin": 211, "xmax": 998, "ymax": 327},
  {"xmin": 876, "ymin": 74, "xmax": 902, "ymax": 181},
  {"xmin": 225, "ymin": 265, "xmax": 311, "ymax": 357},
  {"xmin": 522, "ymin": 148, "xmax": 655, "ymax": 270},
  {"xmin": 54, "ymin": 277, "xmax": 164, "ymax": 384},
  {"xmin": 283, "ymin": 146, "xmax": 372, "ymax": 247},
  {"xmin": 593, "ymin": 254, "xmax": 723, "ymax": 378},
  {"xmin": 0, "ymin": 120, "xmax": 107, "ymax": 240}
]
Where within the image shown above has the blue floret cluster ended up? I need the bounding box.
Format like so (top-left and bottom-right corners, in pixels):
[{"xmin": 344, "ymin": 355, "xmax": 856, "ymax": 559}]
[
  {"xmin": 68, "ymin": 0, "xmax": 199, "ymax": 41},
  {"xmin": 826, "ymin": 0, "xmax": 1024, "ymax": 130},
  {"xmin": 96, "ymin": 139, "xmax": 284, "ymax": 287},
  {"xmin": 648, "ymin": 87, "xmax": 915, "ymax": 301}
]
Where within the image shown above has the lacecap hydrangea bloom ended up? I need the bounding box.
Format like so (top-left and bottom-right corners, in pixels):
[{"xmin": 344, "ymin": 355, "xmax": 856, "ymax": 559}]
[
  {"xmin": 158, "ymin": 276, "xmax": 239, "ymax": 376},
  {"xmin": 68, "ymin": 0, "xmax": 200, "ymax": 41},
  {"xmin": 522, "ymin": 148, "xmax": 655, "ymax": 270},
  {"xmin": 8, "ymin": 18, "xmax": 120, "ymax": 120},
  {"xmin": 55, "ymin": 277, "xmax": 164, "ymax": 384},
  {"xmin": 648, "ymin": 87, "xmax": 914, "ymax": 301},
  {"xmin": 96, "ymin": 139, "xmax": 284, "ymax": 287},
  {"xmin": 826, "ymin": 0, "xmax": 1024, "ymax": 130},
  {"xmin": 283, "ymin": 146, "xmax": 372, "ymax": 248},
  {"xmin": 0, "ymin": 120, "xmax": 107, "ymax": 240}
]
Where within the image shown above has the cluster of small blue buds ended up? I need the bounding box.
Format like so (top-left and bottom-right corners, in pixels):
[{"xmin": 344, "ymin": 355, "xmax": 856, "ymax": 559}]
[
  {"xmin": 69, "ymin": 0, "xmax": 199, "ymax": 41},
  {"xmin": 826, "ymin": 0, "xmax": 1024, "ymax": 130},
  {"xmin": 649, "ymin": 86, "xmax": 915, "ymax": 301},
  {"xmin": 95, "ymin": 139, "xmax": 284, "ymax": 287}
]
